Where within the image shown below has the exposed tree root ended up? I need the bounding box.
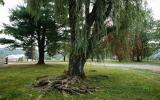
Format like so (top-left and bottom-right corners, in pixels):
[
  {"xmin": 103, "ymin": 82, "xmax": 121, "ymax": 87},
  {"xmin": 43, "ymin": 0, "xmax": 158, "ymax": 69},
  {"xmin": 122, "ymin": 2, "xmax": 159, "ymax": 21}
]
[{"xmin": 33, "ymin": 75, "xmax": 97, "ymax": 95}]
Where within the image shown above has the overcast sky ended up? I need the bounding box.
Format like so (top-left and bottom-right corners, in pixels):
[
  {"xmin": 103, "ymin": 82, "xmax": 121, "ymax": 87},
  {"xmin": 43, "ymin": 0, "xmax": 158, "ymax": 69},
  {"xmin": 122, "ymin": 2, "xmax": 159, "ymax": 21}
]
[
  {"xmin": 147, "ymin": 0, "xmax": 160, "ymax": 20},
  {"xmin": 0, "ymin": 0, "xmax": 160, "ymax": 29},
  {"xmin": 0, "ymin": 0, "xmax": 160, "ymax": 48},
  {"xmin": 0, "ymin": 0, "xmax": 24, "ymax": 29},
  {"xmin": 0, "ymin": 0, "xmax": 24, "ymax": 48}
]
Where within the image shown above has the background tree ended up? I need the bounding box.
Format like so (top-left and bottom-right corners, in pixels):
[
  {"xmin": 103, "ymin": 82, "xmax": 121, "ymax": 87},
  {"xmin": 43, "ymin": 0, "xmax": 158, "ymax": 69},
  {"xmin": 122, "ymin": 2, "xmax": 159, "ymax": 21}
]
[
  {"xmin": 102, "ymin": 2, "xmax": 154, "ymax": 62},
  {"xmin": 2, "ymin": 5, "xmax": 60, "ymax": 64},
  {"xmin": 0, "ymin": 0, "xmax": 4, "ymax": 5},
  {"xmin": 24, "ymin": 43, "xmax": 36, "ymax": 61},
  {"xmin": 58, "ymin": 42, "xmax": 70, "ymax": 62},
  {"xmin": 152, "ymin": 20, "xmax": 160, "ymax": 49}
]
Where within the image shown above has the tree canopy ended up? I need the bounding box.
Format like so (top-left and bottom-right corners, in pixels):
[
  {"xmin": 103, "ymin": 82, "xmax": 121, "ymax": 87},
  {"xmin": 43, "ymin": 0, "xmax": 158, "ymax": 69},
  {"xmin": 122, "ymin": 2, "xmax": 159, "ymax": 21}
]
[
  {"xmin": 1, "ymin": 5, "xmax": 60, "ymax": 64},
  {"xmin": 0, "ymin": 0, "xmax": 4, "ymax": 5},
  {"xmin": 25, "ymin": 0, "xmax": 152, "ymax": 77}
]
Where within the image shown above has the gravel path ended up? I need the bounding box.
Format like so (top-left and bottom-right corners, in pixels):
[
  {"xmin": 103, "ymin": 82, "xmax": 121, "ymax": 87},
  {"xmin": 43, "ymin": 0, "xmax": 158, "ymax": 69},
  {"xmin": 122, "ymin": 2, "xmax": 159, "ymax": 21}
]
[{"xmin": 91, "ymin": 63, "xmax": 160, "ymax": 73}]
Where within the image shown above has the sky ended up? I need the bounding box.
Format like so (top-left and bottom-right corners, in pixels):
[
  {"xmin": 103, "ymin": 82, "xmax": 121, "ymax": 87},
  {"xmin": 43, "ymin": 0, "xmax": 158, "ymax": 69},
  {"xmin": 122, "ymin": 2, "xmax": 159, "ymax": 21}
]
[
  {"xmin": 0, "ymin": 0, "xmax": 160, "ymax": 28},
  {"xmin": 0, "ymin": 0, "xmax": 24, "ymax": 48},
  {"xmin": 147, "ymin": 0, "xmax": 160, "ymax": 20},
  {"xmin": 0, "ymin": 0, "xmax": 24, "ymax": 29},
  {"xmin": 0, "ymin": 0, "xmax": 160, "ymax": 48}
]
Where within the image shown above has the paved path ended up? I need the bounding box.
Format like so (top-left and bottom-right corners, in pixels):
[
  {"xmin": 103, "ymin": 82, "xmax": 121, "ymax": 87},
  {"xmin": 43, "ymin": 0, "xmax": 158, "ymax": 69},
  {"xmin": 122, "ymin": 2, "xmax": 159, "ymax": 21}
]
[{"xmin": 90, "ymin": 63, "xmax": 160, "ymax": 73}]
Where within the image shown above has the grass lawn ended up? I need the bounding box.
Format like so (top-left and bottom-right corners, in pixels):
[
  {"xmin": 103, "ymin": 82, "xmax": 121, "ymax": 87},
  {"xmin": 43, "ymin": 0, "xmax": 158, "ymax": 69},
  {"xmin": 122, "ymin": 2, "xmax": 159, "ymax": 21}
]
[{"xmin": 0, "ymin": 63, "xmax": 160, "ymax": 100}]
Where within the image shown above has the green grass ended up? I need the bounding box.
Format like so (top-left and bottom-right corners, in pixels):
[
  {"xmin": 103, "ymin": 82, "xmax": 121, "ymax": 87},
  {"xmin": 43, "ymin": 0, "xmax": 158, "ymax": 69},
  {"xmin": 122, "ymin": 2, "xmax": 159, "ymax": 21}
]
[{"xmin": 0, "ymin": 64, "xmax": 160, "ymax": 100}]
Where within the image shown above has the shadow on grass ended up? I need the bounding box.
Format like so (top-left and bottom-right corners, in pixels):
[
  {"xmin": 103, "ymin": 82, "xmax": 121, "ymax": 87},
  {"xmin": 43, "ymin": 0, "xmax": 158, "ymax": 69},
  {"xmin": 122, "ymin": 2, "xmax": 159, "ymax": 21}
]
[{"xmin": 87, "ymin": 75, "xmax": 109, "ymax": 84}]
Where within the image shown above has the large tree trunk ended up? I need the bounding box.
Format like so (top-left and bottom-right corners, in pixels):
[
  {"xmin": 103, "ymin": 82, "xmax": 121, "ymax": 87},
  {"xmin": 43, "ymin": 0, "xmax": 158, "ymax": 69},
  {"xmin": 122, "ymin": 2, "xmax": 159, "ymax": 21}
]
[
  {"xmin": 67, "ymin": 0, "xmax": 112, "ymax": 78},
  {"xmin": 68, "ymin": 53, "xmax": 86, "ymax": 78}
]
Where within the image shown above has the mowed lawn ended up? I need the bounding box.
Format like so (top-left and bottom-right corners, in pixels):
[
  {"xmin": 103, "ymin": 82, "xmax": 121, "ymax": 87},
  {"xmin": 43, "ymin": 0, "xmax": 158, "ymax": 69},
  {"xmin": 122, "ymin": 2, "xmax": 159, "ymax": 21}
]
[{"xmin": 0, "ymin": 63, "xmax": 160, "ymax": 100}]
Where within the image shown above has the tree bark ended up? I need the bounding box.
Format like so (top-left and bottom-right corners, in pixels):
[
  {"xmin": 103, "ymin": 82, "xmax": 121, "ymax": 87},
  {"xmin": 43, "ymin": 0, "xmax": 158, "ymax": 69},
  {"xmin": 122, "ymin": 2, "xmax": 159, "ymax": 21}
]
[
  {"xmin": 136, "ymin": 55, "xmax": 140, "ymax": 62},
  {"xmin": 68, "ymin": 53, "xmax": 86, "ymax": 78},
  {"xmin": 136, "ymin": 53, "xmax": 142, "ymax": 62},
  {"xmin": 63, "ymin": 55, "xmax": 66, "ymax": 62},
  {"xmin": 37, "ymin": 45, "xmax": 45, "ymax": 64},
  {"xmin": 37, "ymin": 35, "xmax": 45, "ymax": 65},
  {"xmin": 67, "ymin": 0, "xmax": 112, "ymax": 78}
]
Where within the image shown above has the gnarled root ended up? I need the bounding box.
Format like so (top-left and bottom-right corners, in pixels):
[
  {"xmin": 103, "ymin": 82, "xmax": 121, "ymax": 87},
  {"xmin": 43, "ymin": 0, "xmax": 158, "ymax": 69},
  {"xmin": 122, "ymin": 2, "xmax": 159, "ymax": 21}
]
[{"xmin": 33, "ymin": 75, "xmax": 96, "ymax": 95}]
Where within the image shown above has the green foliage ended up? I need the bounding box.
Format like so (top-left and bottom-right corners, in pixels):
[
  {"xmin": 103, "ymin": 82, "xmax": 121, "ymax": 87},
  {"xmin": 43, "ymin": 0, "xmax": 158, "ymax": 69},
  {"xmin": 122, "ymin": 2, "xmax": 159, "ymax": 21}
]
[
  {"xmin": 0, "ymin": 0, "xmax": 4, "ymax": 5},
  {"xmin": 153, "ymin": 20, "xmax": 160, "ymax": 46},
  {"xmin": 108, "ymin": 1, "xmax": 154, "ymax": 61},
  {"xmin": 25, "ymin": 0, "xmax": 50, "ymax": 20},
  {"xmin": 58, "ymin": 42, "xmax": 71, "ymax": 57},
  {"xmin": 0, "ymin": 38, "xmax": 15, "ymax": 45},
  {"xmin": 144, "ymin": 20, "xmax": 160, "ymax": 58},
  {"xmin": 24, "ymin": 44, "xmax": 36, "ymax": 60},
  {"xmin": 2, "ymin": 5, "xmax": 60, "ymax": 57},
  {"xmin": 26, "ymin": 0, "xmax": 148, "ymax": 61}
]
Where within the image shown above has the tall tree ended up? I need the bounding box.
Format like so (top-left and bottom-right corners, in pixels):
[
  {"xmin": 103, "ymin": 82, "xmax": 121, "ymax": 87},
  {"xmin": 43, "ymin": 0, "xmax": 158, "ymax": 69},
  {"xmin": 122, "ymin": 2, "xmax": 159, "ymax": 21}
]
[
  {"xmin": 67, "ymin": 0, "xmax": 143, "ymax": 77},
  {"xmin": 27, "ymin": 0, "xmax": 143, "ymax": 78},
  {"xmin": 2, "ymin": 5, "xmax": 59, "ymax": 64}
]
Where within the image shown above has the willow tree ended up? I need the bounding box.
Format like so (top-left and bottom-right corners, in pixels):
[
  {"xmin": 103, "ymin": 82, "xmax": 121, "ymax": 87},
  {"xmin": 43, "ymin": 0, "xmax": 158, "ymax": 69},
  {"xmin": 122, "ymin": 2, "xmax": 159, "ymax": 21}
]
[
  {"xmin": 103, "ymin": 1, "xmax": 152, "ymax": 62},
  {"xmin": 26, "ymin": 0, "xmax": 143, "ymax": 78}
]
